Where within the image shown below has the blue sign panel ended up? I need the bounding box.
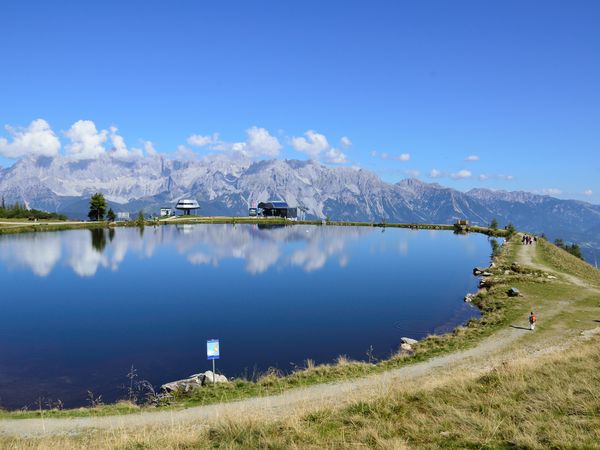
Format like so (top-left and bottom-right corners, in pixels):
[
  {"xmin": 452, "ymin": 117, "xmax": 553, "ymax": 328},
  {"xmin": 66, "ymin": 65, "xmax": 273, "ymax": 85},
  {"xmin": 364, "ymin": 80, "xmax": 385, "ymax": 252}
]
[{"xmin": 207, "ymin": 339, "xmax": 220, "ymax": 360}]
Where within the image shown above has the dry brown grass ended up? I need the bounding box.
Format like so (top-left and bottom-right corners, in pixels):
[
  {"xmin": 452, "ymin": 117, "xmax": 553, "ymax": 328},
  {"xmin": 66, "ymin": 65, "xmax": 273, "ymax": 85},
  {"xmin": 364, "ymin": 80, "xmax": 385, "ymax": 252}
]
[
  {"xmin": 537, "ymin": 238, "xmax": 600, "ymax": 286},
  {"xmin": 3, "ymin": 337, "xmax": 598, "ymax": 449}
]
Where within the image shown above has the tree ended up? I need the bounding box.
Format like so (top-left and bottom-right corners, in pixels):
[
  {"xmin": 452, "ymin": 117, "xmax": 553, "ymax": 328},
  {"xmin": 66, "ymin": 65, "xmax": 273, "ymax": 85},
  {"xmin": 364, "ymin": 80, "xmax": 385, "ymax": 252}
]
[
  {"xmin": 568, "ymin": 243, "xmax": 583, "ymax": 260},
  {"xmin": 554, "ymin": 238, "xmax": 583, "ymax": 260},
  {"xmin": 136, "ymin": 210, "xmax": 145, "ymax": 227},
  {"xmin": 490, "ymin": 218, "xmax": 498, "ymax": 230},
  {"xmin": 88, "ymin": 193, "xmax": 107, "ymax": 221},
  {"xmin": 107, "ymin": 208, "xmax": 116, "ymax": 222},
  {"xmin": 505, "ymin": 223, "xmax": 516, "ymax": 238}
]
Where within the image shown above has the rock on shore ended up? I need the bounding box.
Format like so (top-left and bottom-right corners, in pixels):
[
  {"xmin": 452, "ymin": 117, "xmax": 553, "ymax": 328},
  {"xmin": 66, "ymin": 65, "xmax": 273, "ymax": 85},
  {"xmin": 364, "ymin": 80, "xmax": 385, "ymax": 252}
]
[{"xmin": 161, "ymin": 370, "xmax": 228, "ymax": 394}]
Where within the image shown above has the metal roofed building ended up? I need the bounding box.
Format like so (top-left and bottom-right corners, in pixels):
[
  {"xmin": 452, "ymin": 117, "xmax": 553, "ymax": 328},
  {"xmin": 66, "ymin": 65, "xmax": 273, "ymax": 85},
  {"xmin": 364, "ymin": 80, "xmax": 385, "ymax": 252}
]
[
  {"xmin": 175, "ymin": 199, "xmax": 200, "ymax": 216},
  {"xmin": 257, "ymin": 201, "xmax": 297, "ymax": 219}
]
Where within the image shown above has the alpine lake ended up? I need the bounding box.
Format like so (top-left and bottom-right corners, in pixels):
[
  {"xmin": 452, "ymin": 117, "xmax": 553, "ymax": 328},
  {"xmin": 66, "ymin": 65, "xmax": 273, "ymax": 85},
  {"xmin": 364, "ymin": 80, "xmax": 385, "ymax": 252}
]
[{"xmin": 0, "ymin": 223, "xmax": 497, "ymax": 409}]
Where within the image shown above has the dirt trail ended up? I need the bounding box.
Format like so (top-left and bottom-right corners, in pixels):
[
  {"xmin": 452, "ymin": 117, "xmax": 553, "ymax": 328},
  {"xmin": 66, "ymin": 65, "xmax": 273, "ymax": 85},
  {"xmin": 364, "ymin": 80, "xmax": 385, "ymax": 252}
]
[
  {"xmin": 517, "ymin": 240, "xmax": 599, "ymax": 292},
  {"xmin": 0, "ymin": 242, "xmax": 585, "ymax": 438}
]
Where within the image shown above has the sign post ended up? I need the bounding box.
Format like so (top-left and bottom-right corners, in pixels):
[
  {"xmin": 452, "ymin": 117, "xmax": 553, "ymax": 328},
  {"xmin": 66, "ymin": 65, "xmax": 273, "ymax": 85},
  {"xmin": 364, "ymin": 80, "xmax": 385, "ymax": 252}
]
[{"xmin": 206, "ymin": 339, "xmax": 220, "ymax": 385}]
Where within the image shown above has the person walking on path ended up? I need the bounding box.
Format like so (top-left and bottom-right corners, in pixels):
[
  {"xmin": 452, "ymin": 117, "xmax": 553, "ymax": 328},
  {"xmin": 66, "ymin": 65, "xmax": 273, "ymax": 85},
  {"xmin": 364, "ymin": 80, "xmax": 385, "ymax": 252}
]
[{"xmin": 529, "ymin": 311, "xmax": 537, "ymax": 331}]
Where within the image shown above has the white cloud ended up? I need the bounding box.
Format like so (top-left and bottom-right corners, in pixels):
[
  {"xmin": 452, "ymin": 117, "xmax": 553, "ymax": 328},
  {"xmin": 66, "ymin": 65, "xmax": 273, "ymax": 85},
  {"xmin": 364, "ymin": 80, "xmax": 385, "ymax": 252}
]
[
  {"xmin": 108, "ymin": 126, "xmax": 142, "ymax": 160},
  {"xmin": 174, "ymin": 145, "xmax": 198, "ymax": 160},
  {"xmin": 543, "ymin": 188, "xmax": 562, "ymax": 195},
  {"xmin": 340, "ymin": 136, "xmax": 352, "ymax": 148},
  {"xmin": 244, "ymin": 126, "xmax": 282, "ymax": 157},
  {"xmin": 324, "ymin": 147, "xmax": 348, "ymax": 164},
  {"xmin": 109, "ymin": 126, "xmax": 126, "ymax": 155},
  {"xmin": 583, "ymin": 189, "xmax": 593, "ymax": 196},
  {"xmin": 0, "ymin": 119, "xmax": 61, "ymax": 159},
  {"xmin": 465, "ymin": 155, "xmax": 480, "ymax": 161},
  {"xmin": 451, "ymin": 169, "xmax": 472, "ymax": 179},
  {"xmin": 65, "ymin": 120, "xmax": 107, "ymax": 160},
  {"xmin": 370, "ymin": 151, "xmax": 410, "ymax": 161},
  {"xmin": 431, "ymin": 168, "xmax": 511, "ymax": 181},
  {"xmin": 291, "ymin": 130, "xmax": 330, "ymax": 159},
  {"xmin": 187, "ymin": 133, "xmax": 219, "ymax": 147},
  {"xmin": 213, "ymin": 127, "xmax": 282, "ymax": 159},
  {"xmin": 143, "ymin": 140, "xmax": 158, "ymax": 156},
  {"xmin": 291, "ymin": 129, "xmax": 346, "ymax": 163}
]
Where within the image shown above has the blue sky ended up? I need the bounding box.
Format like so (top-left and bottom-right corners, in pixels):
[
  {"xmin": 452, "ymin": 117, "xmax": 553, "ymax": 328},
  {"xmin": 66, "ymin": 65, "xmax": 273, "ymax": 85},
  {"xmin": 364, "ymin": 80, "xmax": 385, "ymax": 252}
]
[{"xmin": 0, "ymin": 0, "xmax": 599, "ymax": 202}]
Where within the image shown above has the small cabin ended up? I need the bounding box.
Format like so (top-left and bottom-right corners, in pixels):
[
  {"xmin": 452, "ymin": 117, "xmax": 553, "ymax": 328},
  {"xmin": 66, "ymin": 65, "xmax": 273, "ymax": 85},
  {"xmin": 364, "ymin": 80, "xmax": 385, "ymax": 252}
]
[
  {"xmin": 160, "ymin": 208, "xmax": 173, "ymax": 217},
  {"xmin": 454, "ymin": 218, "xmax": 470, "ymax": 233},
  {"xmin": 257, "ymin": 201, "xmax": 297, "ymax": 219},
  {"xmin": 175, "ymin": 199, "xmax": 200, "ymax": 216}
]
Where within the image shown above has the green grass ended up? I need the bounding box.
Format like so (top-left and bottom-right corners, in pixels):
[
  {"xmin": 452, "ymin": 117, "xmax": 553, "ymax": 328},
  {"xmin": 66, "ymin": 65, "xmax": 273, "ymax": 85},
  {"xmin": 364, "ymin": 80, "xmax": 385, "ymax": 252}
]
[
  {"xmin": 536, "ymin": 238, "xmax": 600, "ymax": 286},
  {"xmin": 0, "ymin": 221, "xmax": 107, "ymax": 235},
  {"xmin": 0, "ymin": 216, "xmax": 510, "ymax": 239},
  {"xmin": 0, "ymin": 401, "xmax": 142, "ymax": 420}
]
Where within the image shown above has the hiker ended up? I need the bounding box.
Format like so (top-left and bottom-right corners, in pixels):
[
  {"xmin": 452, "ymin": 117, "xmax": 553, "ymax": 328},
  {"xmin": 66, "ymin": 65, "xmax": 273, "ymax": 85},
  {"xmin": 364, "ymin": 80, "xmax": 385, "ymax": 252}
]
[{"xmin": 528, "ymin": 312, "xmax": 537, "ymax": 331}]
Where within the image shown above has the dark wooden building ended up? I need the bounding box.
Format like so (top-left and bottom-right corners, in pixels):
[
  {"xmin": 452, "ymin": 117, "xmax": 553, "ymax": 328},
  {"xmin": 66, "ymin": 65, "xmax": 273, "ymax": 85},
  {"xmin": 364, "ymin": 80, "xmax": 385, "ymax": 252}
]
[{"xmin": 257, "ymin": 201, "xmax": 297, "ymax": 219}]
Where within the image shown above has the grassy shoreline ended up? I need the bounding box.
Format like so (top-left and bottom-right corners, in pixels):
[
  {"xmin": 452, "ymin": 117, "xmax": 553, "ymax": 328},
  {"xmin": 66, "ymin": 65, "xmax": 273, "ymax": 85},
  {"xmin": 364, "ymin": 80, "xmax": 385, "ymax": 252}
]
[
  {"xmin": 0, "ymin": 215, "xmax": 510, "ymax": 238},
  {"xmin": 0, "ymin": 227, "xmax": 519, "ymax": 419}
]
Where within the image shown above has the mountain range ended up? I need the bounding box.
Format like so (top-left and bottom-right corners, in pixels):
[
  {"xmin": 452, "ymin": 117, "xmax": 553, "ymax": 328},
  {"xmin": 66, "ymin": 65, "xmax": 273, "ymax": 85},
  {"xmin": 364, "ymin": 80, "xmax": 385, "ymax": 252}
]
[{"xmin": 1, "ymin": 154, "xmax": 599, "ymax": 263}]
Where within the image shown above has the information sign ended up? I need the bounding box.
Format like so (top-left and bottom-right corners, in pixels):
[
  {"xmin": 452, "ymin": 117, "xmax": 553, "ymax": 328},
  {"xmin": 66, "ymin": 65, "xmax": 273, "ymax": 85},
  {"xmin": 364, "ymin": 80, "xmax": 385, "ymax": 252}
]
[{"xmin": 207, "ymin": 339, "xmax": 220, "ymax": 360}]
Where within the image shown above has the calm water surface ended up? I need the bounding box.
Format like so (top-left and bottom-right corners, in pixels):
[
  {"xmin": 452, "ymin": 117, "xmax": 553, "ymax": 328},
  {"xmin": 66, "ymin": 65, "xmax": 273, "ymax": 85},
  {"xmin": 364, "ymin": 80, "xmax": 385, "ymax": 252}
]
[{"xmin": 0, "ymin": 224, "xmax": 494, "ymax": 409}]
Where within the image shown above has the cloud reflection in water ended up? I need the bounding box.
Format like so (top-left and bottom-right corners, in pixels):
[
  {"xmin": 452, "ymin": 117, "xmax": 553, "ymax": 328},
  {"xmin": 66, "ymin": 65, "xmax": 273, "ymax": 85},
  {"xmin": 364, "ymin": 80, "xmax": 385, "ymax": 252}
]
[{"xmin": 0, "ymin": 224, "xmax": 370, "ymax": 277}]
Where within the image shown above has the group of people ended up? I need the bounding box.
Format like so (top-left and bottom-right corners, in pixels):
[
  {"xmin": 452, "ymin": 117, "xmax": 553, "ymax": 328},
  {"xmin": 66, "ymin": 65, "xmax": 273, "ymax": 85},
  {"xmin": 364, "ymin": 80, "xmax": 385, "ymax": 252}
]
[{"xmin": 522, "ymin": 235, "xmax": 536, "ymax": 245}]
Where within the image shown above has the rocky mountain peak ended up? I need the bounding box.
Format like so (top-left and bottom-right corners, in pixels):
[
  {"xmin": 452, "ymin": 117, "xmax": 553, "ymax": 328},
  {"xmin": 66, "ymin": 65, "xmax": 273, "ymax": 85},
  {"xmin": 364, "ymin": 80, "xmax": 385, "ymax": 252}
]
[{"xmin": 1, "ymin": 155, "xmax": 599, "ymax": 261}]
